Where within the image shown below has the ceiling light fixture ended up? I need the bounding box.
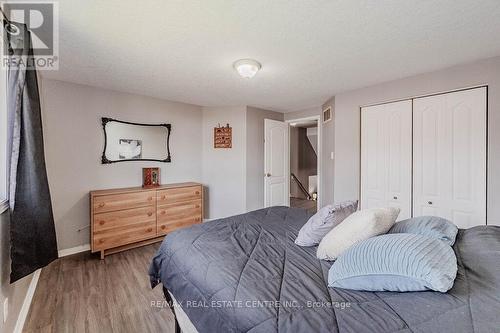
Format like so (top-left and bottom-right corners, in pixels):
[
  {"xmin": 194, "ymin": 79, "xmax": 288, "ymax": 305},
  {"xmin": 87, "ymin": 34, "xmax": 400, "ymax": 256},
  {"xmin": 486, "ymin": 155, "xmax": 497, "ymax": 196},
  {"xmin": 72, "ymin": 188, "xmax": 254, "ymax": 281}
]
[{"xmin": 233, "ymin": 59, "xmax": 262, "ymax": 78}]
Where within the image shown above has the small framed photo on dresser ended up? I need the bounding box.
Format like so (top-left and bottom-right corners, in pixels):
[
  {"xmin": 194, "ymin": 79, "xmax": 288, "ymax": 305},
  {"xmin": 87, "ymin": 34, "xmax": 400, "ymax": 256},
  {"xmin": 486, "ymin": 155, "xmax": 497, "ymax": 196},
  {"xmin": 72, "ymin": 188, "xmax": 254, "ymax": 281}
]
[{"xmin": 143, "ymin": 167, "xmax": 160, "ymax": 188}]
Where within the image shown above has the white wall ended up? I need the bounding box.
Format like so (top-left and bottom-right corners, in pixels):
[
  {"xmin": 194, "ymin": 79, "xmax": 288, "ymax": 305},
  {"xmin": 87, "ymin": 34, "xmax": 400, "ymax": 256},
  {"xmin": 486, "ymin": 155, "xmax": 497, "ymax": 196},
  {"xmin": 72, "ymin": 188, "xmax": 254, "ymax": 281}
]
[
  {"xmin": 41, "ymin": 79, "xmax": 203, "ymax": 249},
  {"xmin": 0, "ymin": 211, "xmax": 34, "ymax": 333},
  {"xmin": 202, "ymin": 106, "xmax": 247, "ymax": 219},
  {"xmin": 41, "ymin": 80, "xmax": 286, "ymax": 249},
  {"xmin": 331, "ymin": 56, "xmax": 500, "ymax": 226},
  {"xmin": 245, "ymin": 107, "xmax": 283, "ymax": 211}
]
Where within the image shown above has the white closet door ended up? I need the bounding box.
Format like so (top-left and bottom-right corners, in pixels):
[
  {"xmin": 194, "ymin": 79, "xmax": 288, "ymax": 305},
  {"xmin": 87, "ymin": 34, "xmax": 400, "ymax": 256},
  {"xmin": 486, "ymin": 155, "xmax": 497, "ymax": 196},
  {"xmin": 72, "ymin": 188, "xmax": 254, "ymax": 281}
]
[
  {"xmin": 413, "ymin": 87, "xmax": 486, "ymax": 228},
  {"xmin": 361, "ymin": 100, "xmax": 412, "ymax": 220}
]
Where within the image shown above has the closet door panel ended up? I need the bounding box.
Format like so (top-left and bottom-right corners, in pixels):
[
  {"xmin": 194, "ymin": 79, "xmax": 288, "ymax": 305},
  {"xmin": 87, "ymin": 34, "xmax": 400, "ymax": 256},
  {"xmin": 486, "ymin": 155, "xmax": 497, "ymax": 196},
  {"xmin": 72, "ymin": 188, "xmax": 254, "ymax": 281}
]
[
  {"xmin": 361, "ymin": 100, "xmax": 412, "ymax": 220},
  {"xmin": 413, "ymin": 96, "xmax": 448, "ymax": 218},
  {"xmin": 385, "ymin": 101, "xmax": 412, "ymax": 220},
  {"xmin": 448, "ymin": 88, "xmax": 487, "ymax": 226},
  {"xmin": 413, "ymin": 87, "xmax": 486, "ymax": 227},
  {"xmin": 361, "ymin": 105, "xmax": 386, "ymax": 210}
]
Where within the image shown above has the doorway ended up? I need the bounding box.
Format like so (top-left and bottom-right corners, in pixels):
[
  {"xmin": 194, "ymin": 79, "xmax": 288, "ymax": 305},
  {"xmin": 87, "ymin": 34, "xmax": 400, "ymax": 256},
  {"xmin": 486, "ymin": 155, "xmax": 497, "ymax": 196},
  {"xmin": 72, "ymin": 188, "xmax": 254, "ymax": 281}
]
[{"xmin": 287, "ymin": 116, "xmax": 320, "ymax": 214}]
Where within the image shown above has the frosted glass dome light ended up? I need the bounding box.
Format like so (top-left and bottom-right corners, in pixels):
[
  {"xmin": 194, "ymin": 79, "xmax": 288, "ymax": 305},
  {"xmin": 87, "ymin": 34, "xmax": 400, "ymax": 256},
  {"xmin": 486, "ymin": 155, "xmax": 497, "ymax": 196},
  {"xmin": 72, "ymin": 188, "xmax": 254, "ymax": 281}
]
[{"xmin": 233, "ymin": 59, "xmax": 262, "ymax": 78}]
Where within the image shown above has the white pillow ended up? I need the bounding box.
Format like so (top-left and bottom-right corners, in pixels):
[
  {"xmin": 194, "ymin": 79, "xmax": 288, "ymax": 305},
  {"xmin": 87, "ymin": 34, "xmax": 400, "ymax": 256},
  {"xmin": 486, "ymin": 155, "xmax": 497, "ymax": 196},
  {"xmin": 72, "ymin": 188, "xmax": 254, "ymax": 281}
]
[{"xmin": 316, "ymin": 207, "xmax": 400, "ymax": 261}]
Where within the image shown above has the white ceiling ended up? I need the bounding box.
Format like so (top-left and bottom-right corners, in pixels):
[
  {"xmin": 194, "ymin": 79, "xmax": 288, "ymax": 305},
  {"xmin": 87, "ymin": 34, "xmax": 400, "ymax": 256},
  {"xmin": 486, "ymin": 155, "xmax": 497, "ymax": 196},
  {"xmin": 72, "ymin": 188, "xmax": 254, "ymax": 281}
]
[{"xmin": 41, "ymin": 0, "xmax": 500, "ymax": 112}]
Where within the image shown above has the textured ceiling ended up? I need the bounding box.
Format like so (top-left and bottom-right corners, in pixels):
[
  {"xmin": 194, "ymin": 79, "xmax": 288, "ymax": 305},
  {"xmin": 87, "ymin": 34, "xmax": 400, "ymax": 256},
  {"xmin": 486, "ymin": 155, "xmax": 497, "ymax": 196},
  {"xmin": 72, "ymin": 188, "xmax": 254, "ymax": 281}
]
[{"xmin": 41, "ymin": 0, "xmax": 500, "ymax": 112}]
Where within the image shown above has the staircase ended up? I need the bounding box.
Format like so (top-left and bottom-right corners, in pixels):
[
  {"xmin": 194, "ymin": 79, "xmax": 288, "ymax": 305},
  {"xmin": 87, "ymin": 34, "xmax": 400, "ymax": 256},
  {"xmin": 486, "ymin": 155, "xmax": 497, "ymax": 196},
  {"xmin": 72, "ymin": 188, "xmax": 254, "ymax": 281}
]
[{"xmin": 291, "ymin": 173, "xmax": 312, "ymax": 200}]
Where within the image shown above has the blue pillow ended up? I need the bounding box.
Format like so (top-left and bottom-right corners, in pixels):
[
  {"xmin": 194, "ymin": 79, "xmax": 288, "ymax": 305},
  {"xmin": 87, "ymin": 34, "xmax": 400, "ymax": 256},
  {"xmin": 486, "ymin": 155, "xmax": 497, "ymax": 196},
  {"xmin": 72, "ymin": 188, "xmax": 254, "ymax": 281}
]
[
  {"xmin": 389, "ymin": 216, "xmax": 458, "ymax": 246},
  {"xmin": 328, "ymin": 233, "xmax": 457, "ymax": 292}
]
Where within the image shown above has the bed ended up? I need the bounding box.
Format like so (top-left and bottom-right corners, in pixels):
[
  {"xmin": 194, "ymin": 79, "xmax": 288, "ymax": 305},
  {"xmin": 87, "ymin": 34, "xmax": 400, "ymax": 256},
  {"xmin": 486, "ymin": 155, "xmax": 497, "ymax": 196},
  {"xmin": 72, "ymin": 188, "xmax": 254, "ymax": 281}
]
[{"xmin": 149, "ymin": 206, "xmax": 500, "ymax": 333}]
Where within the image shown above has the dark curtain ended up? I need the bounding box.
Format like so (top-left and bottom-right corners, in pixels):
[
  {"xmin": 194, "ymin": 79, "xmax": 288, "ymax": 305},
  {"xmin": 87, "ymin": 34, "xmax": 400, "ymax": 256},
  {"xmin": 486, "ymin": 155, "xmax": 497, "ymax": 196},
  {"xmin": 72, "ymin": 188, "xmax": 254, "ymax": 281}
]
[{"xmin": 4, "ymin": 21, "xmax": 58, "ymax": 283}]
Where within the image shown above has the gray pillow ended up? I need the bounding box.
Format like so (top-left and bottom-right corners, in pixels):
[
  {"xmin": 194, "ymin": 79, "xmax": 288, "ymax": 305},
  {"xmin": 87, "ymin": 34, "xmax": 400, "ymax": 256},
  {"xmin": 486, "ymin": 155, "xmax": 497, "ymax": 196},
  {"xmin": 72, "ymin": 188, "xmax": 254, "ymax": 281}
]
[
  {"xmin": 389, "ymin": 216, "xmax": 458, "ymax": 246},
  {"xmin": 328, "ymin": 233, "xmax": 457, "ymax": 292},
  {"xmin": 295, "ymin": 200, "xmax": 358, "ymax": 247}
]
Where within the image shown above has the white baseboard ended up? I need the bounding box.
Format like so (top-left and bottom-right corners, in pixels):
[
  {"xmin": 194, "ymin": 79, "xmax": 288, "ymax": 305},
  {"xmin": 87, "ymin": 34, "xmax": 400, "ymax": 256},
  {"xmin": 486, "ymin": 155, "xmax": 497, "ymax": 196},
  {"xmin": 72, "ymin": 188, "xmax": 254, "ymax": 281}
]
[
  {"xmin": 13, "ymin": 269, "xmax": 41, "ymax": 333},
  {"xmin": 12, "ymin": 244, "xmax": 90, "ymax": 333},
  {"xmin": 58, "ymin": 244, "xmax": 90, "ymax": 258}
]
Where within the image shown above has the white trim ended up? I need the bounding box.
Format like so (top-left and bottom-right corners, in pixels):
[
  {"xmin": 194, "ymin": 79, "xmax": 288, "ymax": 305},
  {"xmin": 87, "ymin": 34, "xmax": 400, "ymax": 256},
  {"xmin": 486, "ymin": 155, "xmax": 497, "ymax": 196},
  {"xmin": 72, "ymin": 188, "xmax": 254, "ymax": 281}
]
[
  {"xmin": 285, "ymin": 115, "xmax": 322, "ymax": 208},
  {"xmin": 13, "ymin": 269, "xmax": 41, "ymax": 333},
  {"xmin": 264, "ymin": 119, "xmax": 290, "ymax": 208},
  {"xmin": 0, "ymin": 199, "xmax": 8, "ymax": 214},
  {"xmin": 359, "ymin": 84, "xmax": 487, "ymax": 109},
  {"xmin": 58, "ymin": 244, "xmax": 90, "ymax": 258},
  {"xmin": 11, "ymin": 245, "xmax": 91, "ymax": 332}
]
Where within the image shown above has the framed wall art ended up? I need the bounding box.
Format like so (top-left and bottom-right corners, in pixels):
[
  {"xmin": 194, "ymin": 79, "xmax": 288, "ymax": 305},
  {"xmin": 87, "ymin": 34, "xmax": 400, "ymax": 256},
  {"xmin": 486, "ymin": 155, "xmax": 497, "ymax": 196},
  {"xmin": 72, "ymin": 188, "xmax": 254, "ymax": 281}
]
[{"xmin": 214, "ymin": 123, "xmax": 232, "ymax": 148}]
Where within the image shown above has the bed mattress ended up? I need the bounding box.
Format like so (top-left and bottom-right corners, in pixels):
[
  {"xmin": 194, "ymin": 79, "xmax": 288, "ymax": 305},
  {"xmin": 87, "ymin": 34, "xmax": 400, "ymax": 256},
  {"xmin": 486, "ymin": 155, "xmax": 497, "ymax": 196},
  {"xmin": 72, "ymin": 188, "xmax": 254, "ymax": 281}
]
[{"xmin": 149, "ymin": 206, "xmax": 500, "ymax": 333}]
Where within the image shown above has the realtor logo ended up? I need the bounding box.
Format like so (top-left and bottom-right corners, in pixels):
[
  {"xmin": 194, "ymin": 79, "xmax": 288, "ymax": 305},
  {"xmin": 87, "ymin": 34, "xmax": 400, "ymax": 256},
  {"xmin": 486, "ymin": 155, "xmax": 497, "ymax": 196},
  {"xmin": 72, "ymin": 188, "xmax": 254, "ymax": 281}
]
[{"xmin": 1, "ymin": 1, "xmax": 59, "ymax": 70}]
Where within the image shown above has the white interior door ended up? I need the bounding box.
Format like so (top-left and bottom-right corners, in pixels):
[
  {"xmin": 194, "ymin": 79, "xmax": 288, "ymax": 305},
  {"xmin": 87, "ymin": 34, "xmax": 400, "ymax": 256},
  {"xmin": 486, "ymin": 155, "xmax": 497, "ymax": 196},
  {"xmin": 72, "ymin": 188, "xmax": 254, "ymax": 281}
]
[
  {"xmin": 413, "ymin": 87, "xmax": 486, "ymax": 228},
  {"xmin": 264, "ymin": 119, "xmax": 289, "ymax": 207},
  {"xmin": 361, "ymin": 100, "xmax": 412, "ymax": 220}
]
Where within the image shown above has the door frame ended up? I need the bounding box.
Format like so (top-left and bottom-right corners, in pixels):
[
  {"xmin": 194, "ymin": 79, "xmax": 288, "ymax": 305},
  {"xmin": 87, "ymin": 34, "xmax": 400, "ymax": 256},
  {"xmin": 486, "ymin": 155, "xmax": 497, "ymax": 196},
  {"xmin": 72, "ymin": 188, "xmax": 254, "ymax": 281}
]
[
  {"xmin": 285, "ymin": 115, "xmax": 322, "ymax": 209},
  {"xmin": 264, "ymin": 119, "xmax": 290, "ymax": 207}
]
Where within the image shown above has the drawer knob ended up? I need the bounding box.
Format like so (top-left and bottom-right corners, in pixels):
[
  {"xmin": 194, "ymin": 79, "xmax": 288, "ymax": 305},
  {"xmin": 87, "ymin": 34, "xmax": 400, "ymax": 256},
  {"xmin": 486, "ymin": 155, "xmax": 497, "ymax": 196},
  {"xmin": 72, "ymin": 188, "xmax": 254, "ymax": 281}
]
[
  {"xmin": 162, "ymin": 195, "xmax": 166, "ymax": 200},
  {"xmin": 99, "ymin": 220, "xmax": 105, "ymax": 225},
  {"xmin": 98, "ymin": 203, "xmax": 105, "ymax": 208},
  {"xmin": 147, "ymin": 228, "xmax": 153, "ymax": 232},
  {"xmin": 195, "ymin": 217, "xmax": 201, "ymax": 222},
  {"xmin": 195, "ymin": 191, "xmax": 200, "ymax": 195},
  {"xmin": 148, "ymin": 197, "xmax": 153, "ymax": 201},
  {"xmin": 161, "ymin": 225, "xmax": 165, "ymax": 229},
  {"xmin": 161, "ymin": 210, "xmax": 166, "ymax": 215},
  {"xmin": 393, "ymin": 196, "xmax": 398, "ymax": 200},
  {"xmin": 99, "ymin": 239, "xmax": 104, "ymax": 244},
  {"xmin": 428, "ymin": 201, "xmax": 433, "ymax": 205},
  {"xmin": 195, "ymin": 205, "xmax": 200, "ymax": 208},
  {"xmin": 147, "ymin": 212, "xmax": 153, "ymax": 217}
]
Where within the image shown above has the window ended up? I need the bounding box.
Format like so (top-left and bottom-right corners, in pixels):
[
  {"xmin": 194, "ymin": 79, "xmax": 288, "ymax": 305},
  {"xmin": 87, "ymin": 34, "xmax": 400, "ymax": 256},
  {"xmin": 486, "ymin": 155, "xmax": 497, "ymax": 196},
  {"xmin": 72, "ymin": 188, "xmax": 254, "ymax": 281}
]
[{"xmin": 0, "ymin": 63, "xmax": 8, "ymax": 213}]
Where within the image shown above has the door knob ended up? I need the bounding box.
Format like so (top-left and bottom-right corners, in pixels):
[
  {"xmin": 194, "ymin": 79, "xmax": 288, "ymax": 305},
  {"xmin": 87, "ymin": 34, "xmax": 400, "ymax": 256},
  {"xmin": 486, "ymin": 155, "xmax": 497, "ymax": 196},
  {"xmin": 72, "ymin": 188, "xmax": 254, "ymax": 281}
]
[{"xmin": 265, "ymin": 173, "xmax": 271, "ymax": 177}]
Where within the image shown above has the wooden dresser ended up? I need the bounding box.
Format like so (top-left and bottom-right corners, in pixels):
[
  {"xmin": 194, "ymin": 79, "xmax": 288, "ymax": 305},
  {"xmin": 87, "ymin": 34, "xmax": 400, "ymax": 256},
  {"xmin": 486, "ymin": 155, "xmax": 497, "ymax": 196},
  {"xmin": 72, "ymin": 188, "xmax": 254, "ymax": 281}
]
[{"xmin": 90, "ymin": 182, "xmax": 203, "ymax": 259}]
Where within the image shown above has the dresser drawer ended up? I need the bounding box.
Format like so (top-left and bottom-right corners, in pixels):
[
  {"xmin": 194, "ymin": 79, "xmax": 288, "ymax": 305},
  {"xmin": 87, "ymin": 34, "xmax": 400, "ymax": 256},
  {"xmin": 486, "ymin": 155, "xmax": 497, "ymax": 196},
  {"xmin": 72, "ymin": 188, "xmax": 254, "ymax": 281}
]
[
  {"xmin": 157, "ymin": 199, "xmax": 202, "ymax": 235},
  {"xmin": 158, "ymin": 219, "xmax": 199, "ymax": 235},
  {"xmin": 93, "ymin": 222, "xmax": 156, "ymax": 251},
  {"xmin": 157, "ymin": 186, "xmax": 201, "ymax": 205},
  {"xmin": 93, "ymin": 206, "xmax": 155, "ymax": 232},
  {"xmin": 93, "ymin": 191, "xmax": 155, "ymax": 214}
]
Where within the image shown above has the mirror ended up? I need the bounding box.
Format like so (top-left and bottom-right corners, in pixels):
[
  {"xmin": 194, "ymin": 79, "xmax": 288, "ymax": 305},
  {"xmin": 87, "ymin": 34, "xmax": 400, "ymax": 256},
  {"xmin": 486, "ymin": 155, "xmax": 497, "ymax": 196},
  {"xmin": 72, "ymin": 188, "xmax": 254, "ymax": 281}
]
[{"xmin": 101, "ymin": 117, "xmax": 171, "ymax": 163}]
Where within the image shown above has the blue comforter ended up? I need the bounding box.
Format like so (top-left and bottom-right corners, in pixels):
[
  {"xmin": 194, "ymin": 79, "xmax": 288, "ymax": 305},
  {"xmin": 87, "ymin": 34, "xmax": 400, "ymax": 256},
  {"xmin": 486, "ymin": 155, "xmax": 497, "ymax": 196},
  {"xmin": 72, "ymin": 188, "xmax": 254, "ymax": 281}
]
[{"xmin": 149, "ymin": 206, "xmax": 500, "ymax": 332}]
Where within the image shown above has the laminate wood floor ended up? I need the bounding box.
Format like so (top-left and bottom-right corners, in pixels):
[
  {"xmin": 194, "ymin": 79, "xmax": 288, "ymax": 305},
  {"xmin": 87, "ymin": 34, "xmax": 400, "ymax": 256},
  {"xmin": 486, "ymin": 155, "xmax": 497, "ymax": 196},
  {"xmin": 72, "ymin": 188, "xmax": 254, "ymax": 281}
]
[
  {"xmin": 23, "ymin": 243, "xmax": 175, "ymax": 333},
  {"xmin": 290, "ymin": 197, "xmax": 317, "ymax": 214}
]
